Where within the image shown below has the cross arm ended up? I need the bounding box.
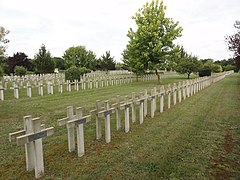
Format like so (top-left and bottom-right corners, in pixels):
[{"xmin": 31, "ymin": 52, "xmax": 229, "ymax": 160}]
[{"xmin": 16, "ymin": 127, "xmax": 54, "ymax": 146}]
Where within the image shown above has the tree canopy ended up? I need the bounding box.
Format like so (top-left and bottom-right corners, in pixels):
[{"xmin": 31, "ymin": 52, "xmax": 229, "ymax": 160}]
[
  {"xmin": 34, "ymin": 44, "xmax": 55, "ymax": 74},
  {"xmin": 175, "ymin": 47, "xmax": 200, "ymax": 79},
  {"xmin": 63, "ymin": 46, "xmax": 97, "ymax": 70},
  {"xmin": 7, "ymin": 52, "xmax": 33, "ymax": 73},
  {"xmin": 225, "ymin": 20, "xmax": 240, "ymax": 71},
  {"xmin": 97, "ymin": 51, "xmax": 116, "ymax": 71},
  {"xmin": 123, "ymin": 0, "xmax": 182, "ymax": 83}
]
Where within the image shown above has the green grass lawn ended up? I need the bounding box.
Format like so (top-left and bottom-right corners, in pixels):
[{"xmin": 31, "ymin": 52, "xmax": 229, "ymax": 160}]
[{"xmin": 0, "ymin": 74, "xmax": 239, "ymax": 179}]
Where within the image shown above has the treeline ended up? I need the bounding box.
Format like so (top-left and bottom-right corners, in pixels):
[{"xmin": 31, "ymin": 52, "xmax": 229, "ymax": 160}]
[{"xmin": 0, "ymin": 44, "xmax": 127, "ymax": 80}]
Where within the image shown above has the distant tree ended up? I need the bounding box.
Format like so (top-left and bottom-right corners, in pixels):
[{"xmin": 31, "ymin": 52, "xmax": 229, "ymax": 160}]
[
  {"xmin": 0, "ymin": 26, "xmax": 10, "ymax": 55},
  {"xmin": 63, "ymin": 46, "xmax": 97, "ymax": 70},
  {"xmin": 7, "ymin": 52, "xmax": 34, "ymax": 73},
  {"xmin": 34, "ymin": 44, "xmax": 55, "ymax": 74},
  {"xmin": 176, "ymin": 55, "xmax": 200, "ymax": 79},
  {"xmin": 224, "ymin": 64, "xmax": 237, "ymax": 71},
  {"xmin": 65, "ymin": 66, "xmax": 91, "ymax": 81},
  {"xmin": 122, "ymin": 0, "xmax": 182, "ymax": 84},
  {"xmin": 115, "ymin": 62, "xmax": 129, "ymax": 70},
  {"xmin": 225, "ymin": 20, "xmax": 240, "ymax": 71},
  {"xmin": 175, "ymin": 47, "xmax": 200, "ymax": 79},
  {"xmin": 225, "ymin": 20, "xmax": 240, "ymax": 57},
  {"xmin": 53, "ymin": 57, "xmax": 67, "ymax": 70},
  {"xmin": 212, "ymin": 64, "xmax": 223, "ymax": 73},
  {"xmin": 14, "ymin": 66, "xmax": 27, "ymax": 76},
  {"xmin": 99, "ymin": 51, "xmax": 116, "ymax": 71}
]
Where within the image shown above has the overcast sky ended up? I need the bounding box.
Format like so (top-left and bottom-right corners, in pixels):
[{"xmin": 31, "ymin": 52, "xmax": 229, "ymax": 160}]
[{"xmin": 1, "ymin": 0, "xmax": 239, "ymax": 61}]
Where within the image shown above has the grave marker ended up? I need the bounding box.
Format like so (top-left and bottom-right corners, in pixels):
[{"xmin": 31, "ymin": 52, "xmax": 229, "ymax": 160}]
[
  {"xmin": 67, "ymin": 107, "xmax": 91, "ymax": 157},
  {"xmin": 90, "ymin": 100, "xmax": 104, "ymax": 140},
  {"xmin": 9, "ymin": 116, "xmax": 54, "ymax": 178},
  {"xmin": 0, "ymin": 85, "xmax": 4, "ymax": 100},
  {"xmin": 57, "ymin": 106, "xmax": 76, "ymax": 152},
  {"xmin": 167, "ymin": 84, "xmax": 171, "ymax": 109},
  {"xmin": 159, "ymin": 85, "xmax": 165, "ymax": 113},
  {"xmin": 98, "ymin": 101, "xmax": 115, "ymax": 143}
]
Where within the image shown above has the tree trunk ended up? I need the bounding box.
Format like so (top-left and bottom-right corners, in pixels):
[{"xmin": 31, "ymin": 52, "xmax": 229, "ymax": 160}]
[
  {"xmin": 155, "ymin": 69, "xmax": 160, "ymax": 84},
  {"xmin": 136, "ymin": 75, "xmax": 139, "ymax": 82},
  {"xmin": 187, "ymin": 73, "xmax": 190, "ymax": 79}
]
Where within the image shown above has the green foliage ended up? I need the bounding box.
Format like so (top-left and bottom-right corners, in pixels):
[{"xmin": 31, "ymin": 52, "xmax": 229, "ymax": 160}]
[
  {"xmin": 14, "ymin": 66, "xmax": 27, "ymax": 76},
  {"xmin": 211, "ymin": 64, "xmax": 223, "ymax": 73},
  {"xmin": 115, "ymin": 62, "xmax": 129, "ymax": 70},
  {"xmin": 123, "ymin": 0, "xmax": 182, "ymax": 79},
  {"xmin": 63, "ymin": 46, "xmax": 97, "ymax": 70},
  {"xmin": 98, "ymin": 51, "xmax": 116, "ymax": 71},
  {"xmin": 7, "ymin": 52, "xmax": 34, "ymax": 73},
  {"xmin": 79, "ymin": 67, "xmax": 91, "ymax": 75},
  {"xmin": 0, "ymin": 65, "xmax": 4, "ymax": 77},
  {"xmin": 199, "ymin": 69, "xmax": 211, "ymax": 77},
  {"xmin": 65, "ymin": 66, "xmax": 81, "ymax": 81},
  {"xmin": 53, "ymin": 57, "xmax": 67, "ymax": 70},
  {"xmin": 224, "ymin": 64, "xmax": 237, "ymax": 71},
  {"xmin": 65, "ymin": 66, "xmax": 91, "ymax": 81},
  {"xmin": 34, "ymin": 44, "xmax": 55, "ymax": 74},
  {"xmin": 175, "ymin": 47, "xmax": 200, "ymax": 79},
  {"xmin": 0, "ymin": 26, "xmax": 10, "ymax": 55}
]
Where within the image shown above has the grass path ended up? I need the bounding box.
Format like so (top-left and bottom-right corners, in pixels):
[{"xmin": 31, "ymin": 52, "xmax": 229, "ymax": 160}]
[{"xmin": 0, "ymin": 74, "xmax": 239, "ymax": 179}]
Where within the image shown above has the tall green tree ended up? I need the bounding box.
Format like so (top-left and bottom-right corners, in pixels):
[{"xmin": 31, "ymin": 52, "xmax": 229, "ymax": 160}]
[
  {"xmin": 34, "ymin": 44, "xmax": 55, "ymax": 74},
  {"xmin": 53, "ymin": 57, "xmax": 67, "ymax": 70},
  {"xmin": 63, "ymin": 46, "xmax": 97, "ymax": 70},
  {"xmin": 99, "ymin": 51, "xmax": 116, "ymax": 71},
  {"xmin": 123, "ymin": 0, "xmax": 182, "ymax": 84}
]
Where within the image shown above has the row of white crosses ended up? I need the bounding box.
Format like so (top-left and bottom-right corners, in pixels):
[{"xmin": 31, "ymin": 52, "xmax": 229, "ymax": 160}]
[
  {"xmin": 2, "ymin": 73, "xmax": 65, "ymax": 90},
  {"xmin": 7, "ymin": 71, "xmax": 233, "ymax": 178},
  {"xmin": 0, "ymin": 71, "xmax": 232, "ymax": 101}
]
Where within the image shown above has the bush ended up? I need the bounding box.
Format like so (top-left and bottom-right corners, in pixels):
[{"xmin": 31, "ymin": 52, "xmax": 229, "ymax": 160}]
[
  {"xmin": 79, "ymin": 67, "xmax": 91, "ymax": 75},
  {"xmin": 224, "ymin": 64, "xmax": 237, "ymax": 72},
  {"xmin": 14, "ymin": 66, "xmax": 27, "ymax": 76},
  {"xmin": 65, "ymin": 66, "xmax": 92, "ymax": 81},
  {"xmin": 212, "ymin": 64, "xmax": 223, "ymax": 73},
  {"xmin": 65, "ymin": 66, "xmax": 81, "ymax": 81},
  {"xmin": 199, "ymin": 69, "xmax": 211, "ymax": 77}
]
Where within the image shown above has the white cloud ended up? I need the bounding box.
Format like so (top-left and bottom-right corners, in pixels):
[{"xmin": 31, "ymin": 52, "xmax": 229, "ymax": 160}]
[{"xmin": 1, "ymin": 0, "xmax": 239, "ymax": 61}]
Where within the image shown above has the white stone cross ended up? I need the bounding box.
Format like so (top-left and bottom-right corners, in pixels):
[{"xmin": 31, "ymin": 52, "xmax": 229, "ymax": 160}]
[
  {"xmin": 167, "ymin": 84, "xmax": 172, "ymax": 109},
  {"xmin": 137, "ymin": 97, "xmax": 145, "ymax": 124},
  {"xmin": 111, "ymin": 95, "xmax": 122, "ymax": 130},
  {"xmin": 120, "ymin": 97, "xmax": 132, "ymax": 133},
  {"xmin": 150, "ymin": 89, "xmax": 158, "ymax": 118},
  {"xmin": 90, "ymin": 100, "xmax": 105, "ymax": 140},
  {"xmin": 0, "ymin": 85, "xmax": 4, "ymax": 100},
  {"xmin": 178, "ymin": 82, "xmax": 182, "ymax": 103},
  {"xmin": 9, "ymin": 116, "xmax": 54, "ymax": 178},
  {"xmin": 172, "ymin": 83, "xmax": 177, "ymax": 105},
  {"xmin": 159, "ymin": 85, "xmax": 165, "ymax": 113},
  {"xmin": 98, "ymin": 101, "xmax": 115, "ymax": 143},
  {"xmin": 67, "ymin": 107, "xmax": 91, "ymax": 157},
  {"xmin": 144, "ymin": 89, "xmax": 148, "ymax": 117},
  {"xmin": 57, "ymin": 106, "xmax": 76, "ymax": 152}
]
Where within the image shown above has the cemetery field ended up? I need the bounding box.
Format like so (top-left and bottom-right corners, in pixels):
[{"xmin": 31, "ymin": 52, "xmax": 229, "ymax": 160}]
[{"xmin": 0, "ymin": 74, "xmax": 239, "ymax": 179}]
